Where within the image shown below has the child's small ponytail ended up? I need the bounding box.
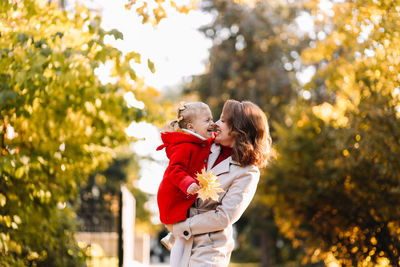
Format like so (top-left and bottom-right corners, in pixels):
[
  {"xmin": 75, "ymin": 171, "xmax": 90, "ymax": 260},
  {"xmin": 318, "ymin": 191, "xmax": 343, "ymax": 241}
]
[{"xmin": 169, "ymin": 116, "xmax": 183, "ymax": 131}]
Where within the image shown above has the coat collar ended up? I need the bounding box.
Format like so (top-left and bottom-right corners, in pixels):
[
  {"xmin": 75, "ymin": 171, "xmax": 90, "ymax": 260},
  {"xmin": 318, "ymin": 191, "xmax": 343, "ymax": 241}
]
[
  {"xmin": 181, "ymin": 128, "xmax": 206, "ymax": 141},
  {"xmin": 211, "ymin": 156, "xmax": 231, "ymax": 176},
  {"xmin": 207, "ymin": 143, "xmax": 240, "ymax": 176}
]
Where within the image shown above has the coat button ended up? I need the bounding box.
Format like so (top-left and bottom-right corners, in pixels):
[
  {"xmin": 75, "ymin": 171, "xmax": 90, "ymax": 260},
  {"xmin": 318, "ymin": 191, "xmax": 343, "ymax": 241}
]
[
  {"xmin": 204, "ymin": 159, "xmax": 207, "ymax": 163},
  {"xmin": 183, "ymin": 231, "xmax": 189, "ymax": 236},
  {"xmin": 201, "ymin": 144, "xmax": 205, "ymax": 147}
]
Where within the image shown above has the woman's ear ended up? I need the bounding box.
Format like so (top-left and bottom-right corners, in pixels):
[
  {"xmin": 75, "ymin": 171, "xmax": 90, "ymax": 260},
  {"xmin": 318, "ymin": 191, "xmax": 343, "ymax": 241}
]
[{"xmin": 187, "ymin": 123, "xmax": 193, "ymax": 130}]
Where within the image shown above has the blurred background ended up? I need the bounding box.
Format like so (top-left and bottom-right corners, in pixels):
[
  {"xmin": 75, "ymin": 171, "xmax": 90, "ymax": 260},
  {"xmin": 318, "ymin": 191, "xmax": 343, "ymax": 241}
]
[{"xmin": 1, "ymin": 0, "xmax": 399, "ymax": 266}]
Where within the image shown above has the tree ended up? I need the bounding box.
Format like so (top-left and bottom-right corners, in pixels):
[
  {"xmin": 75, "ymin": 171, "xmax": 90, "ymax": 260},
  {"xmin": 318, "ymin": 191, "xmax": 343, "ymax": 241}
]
[
  {"xmin": 0, "ymin": 0, "xmax": 166, "ymax": 265},
  {"xmin": 184, "ymin": 0, "xmax": 309, "ymax": 123},
  {"xmin": 265, "ymin": 0, "xmax": 400, "ymax": 265}
]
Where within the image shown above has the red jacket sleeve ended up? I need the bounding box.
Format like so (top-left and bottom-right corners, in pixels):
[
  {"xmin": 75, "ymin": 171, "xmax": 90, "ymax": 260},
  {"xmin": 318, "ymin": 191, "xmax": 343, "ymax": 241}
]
[{"xmin": 166, "ymin": 143, "xmax": 198, "ymax": 194}]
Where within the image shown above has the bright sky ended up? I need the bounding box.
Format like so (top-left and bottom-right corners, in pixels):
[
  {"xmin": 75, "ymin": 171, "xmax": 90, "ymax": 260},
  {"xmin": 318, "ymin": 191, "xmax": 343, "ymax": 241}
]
[{"xmin": 75, "ymin": 0, "xmax": 213, "ymax": 91}]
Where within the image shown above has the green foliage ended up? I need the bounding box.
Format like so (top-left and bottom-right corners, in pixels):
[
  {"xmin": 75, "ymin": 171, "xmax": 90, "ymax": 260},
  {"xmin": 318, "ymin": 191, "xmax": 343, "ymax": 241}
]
[
  {"xmin": 0, "ymin": 0, "xmax": 163, "ymax": 265},
  {"xmin": 266, "ymin": 0, "xmax": 400, "ymax": 265}
]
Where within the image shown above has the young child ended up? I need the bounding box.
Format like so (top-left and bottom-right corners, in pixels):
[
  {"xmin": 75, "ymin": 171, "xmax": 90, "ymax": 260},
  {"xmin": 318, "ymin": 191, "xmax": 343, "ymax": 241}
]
[{"xmin": 156, "ymin": 102, "xmax": 214, "ymax": 266}]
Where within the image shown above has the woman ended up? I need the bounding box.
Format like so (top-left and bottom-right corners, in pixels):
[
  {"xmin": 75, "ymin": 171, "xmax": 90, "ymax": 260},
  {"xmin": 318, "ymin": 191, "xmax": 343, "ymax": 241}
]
[{"xmin": 167, "ymin": 99, "xmax": 272, "ymax": 266}]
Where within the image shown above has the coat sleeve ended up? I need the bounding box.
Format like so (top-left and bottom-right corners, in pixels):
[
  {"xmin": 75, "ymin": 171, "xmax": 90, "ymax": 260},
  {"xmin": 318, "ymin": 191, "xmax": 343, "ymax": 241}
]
[
  {"xmin": 172, "ymin": 166, "xmax": 260, "ymax": 240},
  {"xmin": 166, "ymin": 143, "xmax": 198, "ymax": 194}
]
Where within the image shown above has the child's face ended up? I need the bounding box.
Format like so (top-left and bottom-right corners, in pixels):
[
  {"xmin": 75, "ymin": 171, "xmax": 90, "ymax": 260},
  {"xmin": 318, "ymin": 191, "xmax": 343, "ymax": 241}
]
[{"xmin": 190, "ymin": 108, "xmax": 214, "ymax": 139}]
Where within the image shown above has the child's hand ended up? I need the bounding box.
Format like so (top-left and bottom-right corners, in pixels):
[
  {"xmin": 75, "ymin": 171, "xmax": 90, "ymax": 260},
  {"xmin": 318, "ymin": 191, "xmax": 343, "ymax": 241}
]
[{"xmin": 187, "ymin": 183, "xmax": 201, "ymax": 195}]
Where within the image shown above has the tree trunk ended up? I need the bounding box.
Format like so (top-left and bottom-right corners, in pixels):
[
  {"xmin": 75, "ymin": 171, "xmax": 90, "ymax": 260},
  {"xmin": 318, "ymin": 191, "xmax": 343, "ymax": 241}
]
[{"xmin": 260, "ymin": 230, "xmax": 273, "ymax": 267}]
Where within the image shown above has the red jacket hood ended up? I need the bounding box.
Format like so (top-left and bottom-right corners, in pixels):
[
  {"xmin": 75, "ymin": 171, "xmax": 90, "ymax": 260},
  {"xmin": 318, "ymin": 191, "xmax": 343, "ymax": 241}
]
[{"xmin": 156, "ymin": 131, "xmax": 215, "ymax": 152}]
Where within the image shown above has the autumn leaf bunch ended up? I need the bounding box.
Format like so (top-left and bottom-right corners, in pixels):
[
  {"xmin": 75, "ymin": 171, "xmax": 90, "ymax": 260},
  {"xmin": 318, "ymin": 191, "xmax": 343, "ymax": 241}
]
[{"xmin": 195, "ymin": 168, "xmax": 224, "ymax": 201}]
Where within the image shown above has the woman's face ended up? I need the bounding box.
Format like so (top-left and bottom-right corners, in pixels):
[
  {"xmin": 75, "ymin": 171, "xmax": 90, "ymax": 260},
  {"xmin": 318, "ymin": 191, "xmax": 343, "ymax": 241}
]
[{"xmin": 214, "ymin": 113, "xmax": 235, "ymax": 147}]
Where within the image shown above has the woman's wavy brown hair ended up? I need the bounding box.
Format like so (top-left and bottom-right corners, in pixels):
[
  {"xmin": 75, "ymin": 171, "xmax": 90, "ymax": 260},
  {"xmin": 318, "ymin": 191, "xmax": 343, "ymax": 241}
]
[{"xmin": 222, "ymin": 100, "xmax": 272, "ymax": 168}]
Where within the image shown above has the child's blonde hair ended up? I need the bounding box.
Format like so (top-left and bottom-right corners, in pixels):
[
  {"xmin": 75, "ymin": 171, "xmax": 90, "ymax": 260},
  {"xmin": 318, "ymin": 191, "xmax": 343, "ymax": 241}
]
[{"xmin": 168, "ymin": 102, "xmax": 210, "ymax": 131}]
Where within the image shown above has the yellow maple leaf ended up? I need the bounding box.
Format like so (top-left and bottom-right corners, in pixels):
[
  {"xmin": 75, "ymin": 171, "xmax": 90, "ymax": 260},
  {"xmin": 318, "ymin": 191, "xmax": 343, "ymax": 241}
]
[{"xmin": 195, "ymin": 168, "xmax": 224, "ymax": 201}]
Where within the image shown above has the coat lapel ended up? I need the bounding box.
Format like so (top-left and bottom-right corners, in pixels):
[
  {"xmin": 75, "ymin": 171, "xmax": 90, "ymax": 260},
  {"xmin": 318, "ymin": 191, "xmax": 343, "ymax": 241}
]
[
  {"xmin": 207, "ymin": 143, "xmax": 240, "ymax": 176},
  {"xmin": 211, "ymin": 156, "xmax": 232, "ymax": 176}
]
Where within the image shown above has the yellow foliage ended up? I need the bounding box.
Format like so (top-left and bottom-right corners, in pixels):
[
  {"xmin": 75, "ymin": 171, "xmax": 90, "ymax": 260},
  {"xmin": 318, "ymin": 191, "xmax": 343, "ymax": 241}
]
[
  {"xmin": 125, "ymin": 0, "xmax": 200, "ymax": 25},
  {"xmin": 0, "ymin": 0, "xmax": 177, "ymax": 263},
  {"xmin": 195, "ymin": 168, "xmax": 224, "ymax": 201},
  {"xmin": 233, "ymin": 0, "xmax": 258, "ymax": 7},
  {"xmin": 270, "ymin": 0, "xmax": 400, "ymax": 265},
  {"xmin": 311, "ymin": 93, "xmax": 353, "ymax": 128}
]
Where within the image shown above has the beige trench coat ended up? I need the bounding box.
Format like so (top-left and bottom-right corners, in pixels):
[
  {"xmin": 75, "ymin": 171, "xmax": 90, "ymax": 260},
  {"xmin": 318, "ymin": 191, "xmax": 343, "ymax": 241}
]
[{"xmin": 171, "ymin": 143, "xmax": 260, "ymax": 267}]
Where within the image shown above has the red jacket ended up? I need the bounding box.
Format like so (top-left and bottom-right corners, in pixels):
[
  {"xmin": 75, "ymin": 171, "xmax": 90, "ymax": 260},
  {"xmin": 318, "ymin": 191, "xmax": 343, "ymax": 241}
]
[{"xmin": 156, "ymin": 131, "xmax": 214, "ymax": 224}]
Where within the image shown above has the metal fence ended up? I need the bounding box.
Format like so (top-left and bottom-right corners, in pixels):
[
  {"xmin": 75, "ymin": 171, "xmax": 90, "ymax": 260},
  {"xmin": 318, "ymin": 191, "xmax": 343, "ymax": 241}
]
[{"xmin": 76, "ymin": 177, "xmax": 122, "ymax": 267}]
